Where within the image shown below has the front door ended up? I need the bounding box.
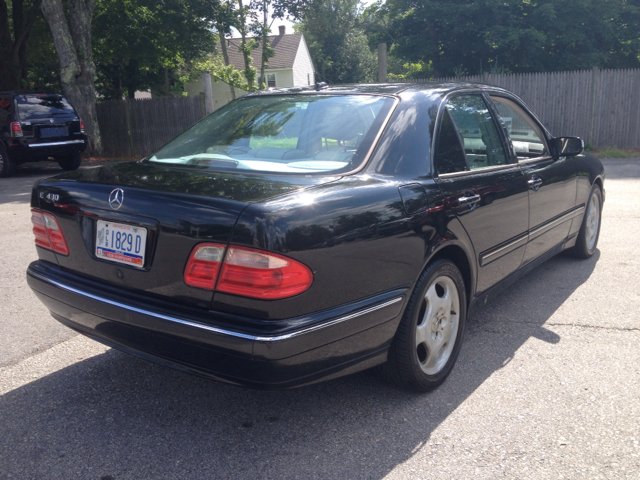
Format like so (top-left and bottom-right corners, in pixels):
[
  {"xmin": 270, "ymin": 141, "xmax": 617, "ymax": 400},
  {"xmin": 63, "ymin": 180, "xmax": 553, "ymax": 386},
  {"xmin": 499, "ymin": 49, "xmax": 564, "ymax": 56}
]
[
  {"xmin": 489, "ymin": 95, "xmax": 578, "ymax": 265},
  {"xmin": 434, "ymin": 94, "xmax": 530, "ymax": 294}
]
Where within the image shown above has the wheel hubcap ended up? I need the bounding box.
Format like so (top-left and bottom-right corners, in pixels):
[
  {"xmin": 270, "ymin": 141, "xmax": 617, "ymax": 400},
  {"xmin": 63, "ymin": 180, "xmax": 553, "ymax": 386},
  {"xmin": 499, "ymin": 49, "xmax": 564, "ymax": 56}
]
[
  {"xmin": 586, "ymin": 193, "xmax": 600, "ymax": 251},
  {"xmin": 415, "ymin": 275, "xmax": 460, "ymax": 375}
]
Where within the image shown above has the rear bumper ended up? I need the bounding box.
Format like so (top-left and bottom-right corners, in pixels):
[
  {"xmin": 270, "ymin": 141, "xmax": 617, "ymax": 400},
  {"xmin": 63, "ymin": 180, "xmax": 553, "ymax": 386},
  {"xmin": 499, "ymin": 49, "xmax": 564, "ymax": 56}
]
[
  {"xmin": 7, "ymin": 137, "xmax": 87, "ymax": 161},
  {"xmin": 27, "ymin": 261, "xmax": 406, "ymax": 389}
]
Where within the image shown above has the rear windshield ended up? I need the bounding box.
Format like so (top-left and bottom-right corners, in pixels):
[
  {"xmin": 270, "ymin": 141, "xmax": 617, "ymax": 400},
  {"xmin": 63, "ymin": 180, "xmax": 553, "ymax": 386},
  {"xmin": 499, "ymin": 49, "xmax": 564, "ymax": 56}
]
[
  {"xmin": 147, "ymin": 94, "xmax": 396, "ymax": 175},
  {"xmin": 15, "ymin": 94, "xmax": 77, "ymax": 120}
]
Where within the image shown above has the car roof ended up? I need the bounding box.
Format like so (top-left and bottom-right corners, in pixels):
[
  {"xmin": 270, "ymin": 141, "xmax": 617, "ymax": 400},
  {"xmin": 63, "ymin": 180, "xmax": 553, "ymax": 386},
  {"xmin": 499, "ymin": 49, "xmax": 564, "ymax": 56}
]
[
  {"xmin": 243, "ymin": 81, "xmax": 512, "ymax": 99},
  {"xmin": 0, "ymin": 91, "xmax": 60, "ymax": 97}
]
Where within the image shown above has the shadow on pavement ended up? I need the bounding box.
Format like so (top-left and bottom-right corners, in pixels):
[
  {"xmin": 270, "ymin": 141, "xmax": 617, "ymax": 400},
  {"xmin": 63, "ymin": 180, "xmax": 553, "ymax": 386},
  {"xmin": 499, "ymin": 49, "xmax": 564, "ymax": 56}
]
[{"xmin": 0, "ymin": 251, "xmax": 599, "ymax": 479}]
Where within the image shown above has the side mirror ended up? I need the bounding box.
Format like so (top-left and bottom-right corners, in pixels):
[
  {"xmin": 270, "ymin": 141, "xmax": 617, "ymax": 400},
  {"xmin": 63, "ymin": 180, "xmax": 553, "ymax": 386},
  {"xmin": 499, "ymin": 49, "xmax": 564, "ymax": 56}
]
[{"xmin": 551, "ymin": 136, "xmax": 584, "ymax": 159}]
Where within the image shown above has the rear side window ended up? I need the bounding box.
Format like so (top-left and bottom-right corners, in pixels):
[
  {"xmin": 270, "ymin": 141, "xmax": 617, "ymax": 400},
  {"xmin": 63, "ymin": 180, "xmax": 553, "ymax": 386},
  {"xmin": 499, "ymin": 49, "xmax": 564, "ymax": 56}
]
[
  {"xmin": 435, "ymin": 108, "xmax": 467, "ymax": 174},
  {"xmin": 15, "ymin": 95, "xmax": 76, "ymax": 120},
  {"xmin": 445, "ymin": 95, "xmax": 508, "ymax": 170}
]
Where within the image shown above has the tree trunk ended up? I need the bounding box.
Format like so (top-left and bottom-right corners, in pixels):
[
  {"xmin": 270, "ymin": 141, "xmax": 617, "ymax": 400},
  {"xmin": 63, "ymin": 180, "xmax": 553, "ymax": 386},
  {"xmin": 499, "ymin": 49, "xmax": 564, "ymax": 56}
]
[
  {"xmin": 0, "ymin": 0, "xmax": 41, "ymax": 90},
  {"xmin": 41, "ymin": 0, "xmax": 102, "ymax": 155},
  {"xmin": 218, "ymin": 27, "xmax": 236, "ymax": 100},
  {"xmin": 259, "ymin": 0, "xmax": 267, "ymax": 88},
  {"xmin": 237, "ymin": 0, "xmax": 253, "ymax": 91}
]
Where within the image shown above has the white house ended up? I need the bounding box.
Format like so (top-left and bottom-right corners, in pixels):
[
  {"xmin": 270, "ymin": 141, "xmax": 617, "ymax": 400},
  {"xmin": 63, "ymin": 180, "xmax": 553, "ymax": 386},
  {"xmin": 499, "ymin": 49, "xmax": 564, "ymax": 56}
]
[{"xmin": 185, "ymin": 27, "xmax": 316, "ymax": 110}]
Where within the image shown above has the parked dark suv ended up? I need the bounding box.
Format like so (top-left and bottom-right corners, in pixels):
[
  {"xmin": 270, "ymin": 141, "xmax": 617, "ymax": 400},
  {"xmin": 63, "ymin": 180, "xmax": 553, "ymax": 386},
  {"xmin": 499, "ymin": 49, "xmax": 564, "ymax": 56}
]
[{"xmin": 0, "ymin": 91, "xmax": 87, "ymax": 177}]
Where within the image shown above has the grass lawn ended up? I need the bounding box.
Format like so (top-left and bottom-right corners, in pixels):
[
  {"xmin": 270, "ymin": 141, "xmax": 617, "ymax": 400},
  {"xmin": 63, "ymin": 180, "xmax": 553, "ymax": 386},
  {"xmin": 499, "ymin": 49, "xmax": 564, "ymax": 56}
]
[{"xmin": 587, "ymin": 147, "xmax": 640, "ymax": 158}]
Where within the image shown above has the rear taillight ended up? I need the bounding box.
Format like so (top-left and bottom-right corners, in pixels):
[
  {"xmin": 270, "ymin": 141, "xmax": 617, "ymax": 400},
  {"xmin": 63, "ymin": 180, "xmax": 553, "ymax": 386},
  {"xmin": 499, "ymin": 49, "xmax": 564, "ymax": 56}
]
[
  {"xmin": 184, "ymin": 244, "xmax": 313, "ymax": 299},
  {"xmin": 10, "ymin": 122, "xmax": 23, "ymax": 137},
  {"xmin": 30, "ymin": 209, "xmax": 69, "ymax": 255},
  {"xmin": 183, "ymin": 243, "xmax": 225, "ymax": 289},
  {"xmin": 218, "ymin": 247, "xmax": 313, "ymax": 299},
  {"xmin": 79, "ymin": 119, "xmax": 85, "ymax": 133}
]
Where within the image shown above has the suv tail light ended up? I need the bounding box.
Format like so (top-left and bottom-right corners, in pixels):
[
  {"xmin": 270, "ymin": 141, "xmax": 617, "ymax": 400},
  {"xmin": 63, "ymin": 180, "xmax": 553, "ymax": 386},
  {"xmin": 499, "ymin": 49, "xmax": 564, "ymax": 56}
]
[
  {"xmin": 31, "ymin": 209, "xmax": 69, "ymax": 255},
  {"xmin": 184, "ymin": 244, "xmax": 313, "ymax": 299},
  {"xmin": 10, "ymin": 122, "xmax": 23, "ymax": 137},
  {"xmin": 80, "ymin": 119, "xmax": 85, "ymax": 133}
]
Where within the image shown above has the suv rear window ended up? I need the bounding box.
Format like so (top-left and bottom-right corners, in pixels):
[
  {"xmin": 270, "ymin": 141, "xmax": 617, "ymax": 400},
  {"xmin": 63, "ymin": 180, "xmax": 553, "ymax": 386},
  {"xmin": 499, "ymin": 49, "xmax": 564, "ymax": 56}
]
[{"xmin": 15, "ymin": 95, "xmax": 76, "ymax": 120}]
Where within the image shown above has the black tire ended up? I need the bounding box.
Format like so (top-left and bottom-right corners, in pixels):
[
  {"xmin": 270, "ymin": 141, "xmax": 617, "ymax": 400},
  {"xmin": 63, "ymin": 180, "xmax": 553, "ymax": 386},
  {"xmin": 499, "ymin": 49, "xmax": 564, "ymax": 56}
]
[
  {"xmin": 571, "ymin": 185, "xmax": 602, "ymax": 259},
  {"xmin": 57, "ymin": 153, "xmax": 82, "ymax": 171},
  {"xmin": 381, "ymin": 258, "xmax": 467, "ymax": 392},
  {"xmin": 0, "ymin": 144, "xmax": 16, "ymax": 178}
]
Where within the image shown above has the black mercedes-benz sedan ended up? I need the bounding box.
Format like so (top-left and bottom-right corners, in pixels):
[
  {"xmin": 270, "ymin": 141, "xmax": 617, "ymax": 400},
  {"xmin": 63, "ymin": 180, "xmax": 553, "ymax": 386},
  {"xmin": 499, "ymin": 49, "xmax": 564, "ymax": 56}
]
[{"xmin": 26, "ymin": 83, "xmax": 604, "ymax": 391}]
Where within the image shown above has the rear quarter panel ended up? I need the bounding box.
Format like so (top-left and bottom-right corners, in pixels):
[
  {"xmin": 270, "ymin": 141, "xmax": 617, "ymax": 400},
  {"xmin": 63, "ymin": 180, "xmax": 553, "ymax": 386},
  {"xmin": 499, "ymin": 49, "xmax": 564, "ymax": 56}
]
[{"xmin": 216, "ymin": 175, "xmax": 471, "ymax": 320}]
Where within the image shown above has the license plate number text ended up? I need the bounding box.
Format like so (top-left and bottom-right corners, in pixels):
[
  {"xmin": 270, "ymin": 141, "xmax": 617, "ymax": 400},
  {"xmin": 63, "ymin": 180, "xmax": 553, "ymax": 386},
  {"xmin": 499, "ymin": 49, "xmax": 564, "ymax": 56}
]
[{"xmin": 95, "ymin": 220, "xmax": 147, "ymax": 267}]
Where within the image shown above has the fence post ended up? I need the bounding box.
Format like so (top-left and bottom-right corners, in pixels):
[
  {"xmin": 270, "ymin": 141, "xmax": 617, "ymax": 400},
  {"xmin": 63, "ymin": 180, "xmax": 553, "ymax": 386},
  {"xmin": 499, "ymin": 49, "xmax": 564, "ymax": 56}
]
[
  {"xmin": 588, "ymin": 66, "xmax": 599, "ymax": 147},
  {"xmin": 378, "ymin": 43, "xmax": 387, "ymax": 82},
  {"xmin": 124, "ymin": 99, "xmax": 135, "ymax": 157},
  {"xmin": 199, "ymin": 92, "xmax": 206, "ymax": 118},
  {"xmin": 202, "ymin": 72, "xmax": 214, "ymax": 115}
]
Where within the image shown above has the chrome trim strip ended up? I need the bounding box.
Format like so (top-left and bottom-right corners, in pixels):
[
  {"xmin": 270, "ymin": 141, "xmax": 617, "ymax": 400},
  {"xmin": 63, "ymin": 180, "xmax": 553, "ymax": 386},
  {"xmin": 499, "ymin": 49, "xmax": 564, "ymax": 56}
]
[
  {"xmin": 29, "ymin": 140, "xmax": 85, "ymax": 148},
  {"xmin": 29, "ymin": 270, "xmax": 403, "ymax": 343},
  {"xmin": 480, "ymin": 234, "xmax": 528, "ymax": 266},
  {"xmin": 529, "ymin": 206, "xmax": 585, "ymax": 239},
  {"xmin": 480, "ymin": 206, "xmax": 585, "ymax": 266},
  {"xmin": 438, "ymin": 163, "xmax": 521, "ymax": 179},
  {"xmin": 518, "ymin": 155, "xmax": 553, "ymax": 165}
]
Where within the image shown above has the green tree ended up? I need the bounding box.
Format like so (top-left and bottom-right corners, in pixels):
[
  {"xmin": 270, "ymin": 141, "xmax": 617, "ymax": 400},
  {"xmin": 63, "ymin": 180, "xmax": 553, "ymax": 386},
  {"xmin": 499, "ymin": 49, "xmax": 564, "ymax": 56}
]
[
  {"xmin": 297, "ymin": 0, "xmax": 376, "ymax": 84},
  {"xmin": 0, "ymin": 0, "xmax": 42, "ymax": 90},
  {"xmin": 366, "ymin": 0, "xmax": 640, "ymax": 78},
  {"xmin": 92, "ymin": 0, "xmax": 218, "ymax": 99},
  {"xmin": 41, "ymin": 0, "xmax": 102, "ymax": 154},
  {"xmin": 25, "ymin": 5, "xmax": 60, "ymax": 91}
]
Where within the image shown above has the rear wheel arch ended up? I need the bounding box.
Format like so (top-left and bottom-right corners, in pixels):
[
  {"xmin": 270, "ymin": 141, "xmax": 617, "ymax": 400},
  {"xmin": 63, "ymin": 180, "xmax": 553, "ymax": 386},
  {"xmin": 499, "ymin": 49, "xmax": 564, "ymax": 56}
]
[{"xmin": 427, "ymin": 243, "xmax": 474, "ymax": 305}]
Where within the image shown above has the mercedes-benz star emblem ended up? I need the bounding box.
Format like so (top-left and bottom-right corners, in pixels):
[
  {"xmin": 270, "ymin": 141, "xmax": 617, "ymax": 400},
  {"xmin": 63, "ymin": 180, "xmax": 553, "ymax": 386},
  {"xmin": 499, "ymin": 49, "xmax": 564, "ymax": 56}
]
[
  {"xmin": 49, "ymin": 118, "xmax": 54, "ymax": 123},
  {"xmin": 109, "ymin": 188, "xmax": 124, "ymax": 210}
]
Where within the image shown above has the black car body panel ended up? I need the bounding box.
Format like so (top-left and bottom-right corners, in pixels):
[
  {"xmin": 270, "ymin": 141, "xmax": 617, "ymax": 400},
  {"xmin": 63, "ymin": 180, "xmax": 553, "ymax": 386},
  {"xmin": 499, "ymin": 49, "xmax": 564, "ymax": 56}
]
[{"xmin": 26, "ymin": 83, "xmax": 605, "ymax": 389}]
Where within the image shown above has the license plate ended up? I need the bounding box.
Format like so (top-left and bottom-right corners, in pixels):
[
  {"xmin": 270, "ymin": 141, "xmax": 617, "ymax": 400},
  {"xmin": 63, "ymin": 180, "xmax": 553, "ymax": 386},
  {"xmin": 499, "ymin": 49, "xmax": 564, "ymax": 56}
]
[
  {"xmin": 40, "ymin": 126, "xmax": 68, "ymax": 138},
  {"xmin": 95, "ymin": 220, "xmax": 147, "ymax": 268}
]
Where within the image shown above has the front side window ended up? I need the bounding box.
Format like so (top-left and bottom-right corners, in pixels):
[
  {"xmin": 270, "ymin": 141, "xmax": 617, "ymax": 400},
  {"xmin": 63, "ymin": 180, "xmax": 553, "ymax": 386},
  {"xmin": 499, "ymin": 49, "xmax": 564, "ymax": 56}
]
[
  {"xmin": 490, "ymin": 96, "xmax": 549, "ymax": 159},
  {"xmin": 444, "ymin": 95, "xmax": 508, "ymax": 170},
  {"xmin": 148, "ymin": 94, "xmax": 395, "ymax": 175}
]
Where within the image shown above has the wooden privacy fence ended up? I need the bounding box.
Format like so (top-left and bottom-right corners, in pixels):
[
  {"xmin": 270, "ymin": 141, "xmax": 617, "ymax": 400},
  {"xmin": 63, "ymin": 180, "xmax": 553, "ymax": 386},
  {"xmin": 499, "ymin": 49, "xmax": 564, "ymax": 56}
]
[
  {"xmin": 402, "ymin": 68, "xmax": 640, "ymax": 148},
  {"xmin": 97, "ymin": 95, "xmax": 205, "ymax": 157},
  {"xmin": 97, "ymin": 68, "xmax": 640, "ymax": 156}
]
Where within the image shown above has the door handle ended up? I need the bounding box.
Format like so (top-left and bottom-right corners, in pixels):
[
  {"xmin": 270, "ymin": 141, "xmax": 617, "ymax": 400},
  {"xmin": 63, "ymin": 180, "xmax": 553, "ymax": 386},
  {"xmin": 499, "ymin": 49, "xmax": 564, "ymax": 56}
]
[
  {"xmin": 528, "ymin": 175, "xmax": 543, "ymax": 190},
  {"xmin": 458, "ymin": 194, "xmax": 481, "ymax": 206}
]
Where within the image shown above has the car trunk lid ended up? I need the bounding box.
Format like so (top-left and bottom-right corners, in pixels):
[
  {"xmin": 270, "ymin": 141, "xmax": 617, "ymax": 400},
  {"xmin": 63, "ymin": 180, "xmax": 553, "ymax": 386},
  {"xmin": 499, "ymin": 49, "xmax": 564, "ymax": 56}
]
[{"xmin": 33, "ymin": 161, "xmax": 338, "ymax": 310}]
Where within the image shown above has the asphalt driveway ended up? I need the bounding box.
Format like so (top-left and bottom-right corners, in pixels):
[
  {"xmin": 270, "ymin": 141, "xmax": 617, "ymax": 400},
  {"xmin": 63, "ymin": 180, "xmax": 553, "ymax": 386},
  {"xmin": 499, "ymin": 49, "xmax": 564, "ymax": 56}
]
[{"xmin": 0, "ymin": 158, "xmax": 638, "ymax": 479}]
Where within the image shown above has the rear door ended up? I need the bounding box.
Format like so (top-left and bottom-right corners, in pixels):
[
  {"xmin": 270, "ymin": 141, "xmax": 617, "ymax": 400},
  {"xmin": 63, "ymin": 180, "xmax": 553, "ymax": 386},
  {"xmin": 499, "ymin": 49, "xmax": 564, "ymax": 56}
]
[
  {"xmin": 433, "ymin": 93, "xmax": 530, "ymax": 294},
  {"xmin": 488, "ymin": 95, "xmax": 578, "ymax": 265}
]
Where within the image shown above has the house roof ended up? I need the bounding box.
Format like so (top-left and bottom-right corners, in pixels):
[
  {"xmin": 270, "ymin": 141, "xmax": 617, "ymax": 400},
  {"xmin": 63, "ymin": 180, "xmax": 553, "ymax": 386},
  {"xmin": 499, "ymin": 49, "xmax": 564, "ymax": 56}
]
[{"xmin": 226, "ymin": 33, "xmax": 304, "ymax": 70}]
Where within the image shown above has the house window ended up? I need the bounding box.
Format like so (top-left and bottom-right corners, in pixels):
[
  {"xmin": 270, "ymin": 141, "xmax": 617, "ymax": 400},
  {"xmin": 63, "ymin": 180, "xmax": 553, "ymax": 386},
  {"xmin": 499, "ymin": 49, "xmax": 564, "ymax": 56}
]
[{"xmin": 266, "ymin": 74, "xmax": 276, "ymax": 88}]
